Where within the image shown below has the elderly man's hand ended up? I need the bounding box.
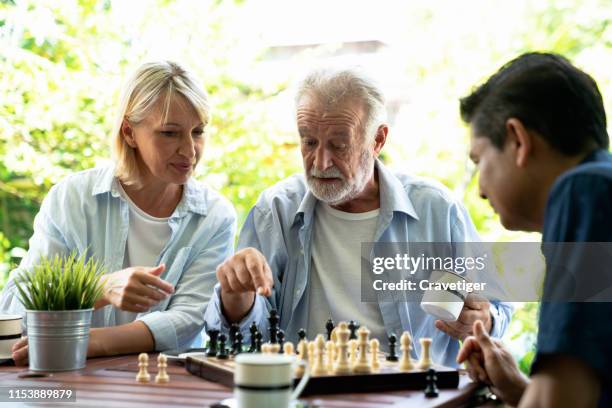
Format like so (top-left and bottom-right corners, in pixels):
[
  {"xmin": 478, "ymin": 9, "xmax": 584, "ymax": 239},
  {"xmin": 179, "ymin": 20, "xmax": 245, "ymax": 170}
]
[
  {"xmin": 434, "ymin": 294, "xmax": 492, "ymax": 340},
  {"xmin": 457, "ymin": 321, "xmax": 529, "ymax": 406},
  {"xmin": 216, "ymin": 248, "xmax": 274, "ymax": 322},
  {"xmin": 95, "ymin": 264, "xmax": 174, "ymax": 312},
  {"xmin": 11, "ymin": 337, "xmax": 28, "ymax": 366}
]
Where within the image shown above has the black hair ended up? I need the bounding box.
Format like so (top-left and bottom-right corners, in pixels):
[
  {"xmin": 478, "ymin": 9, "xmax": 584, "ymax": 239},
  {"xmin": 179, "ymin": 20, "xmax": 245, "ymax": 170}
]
[{"xmin": 460, "ymin": 52, "xmax": 609, "ymax": 155}]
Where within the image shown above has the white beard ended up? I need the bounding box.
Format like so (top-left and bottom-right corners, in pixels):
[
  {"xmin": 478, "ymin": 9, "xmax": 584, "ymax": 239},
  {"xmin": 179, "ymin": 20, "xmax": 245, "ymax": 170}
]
[{"xmin": 306, "ymin": 150, "xmax": 374, "ymax": 206}]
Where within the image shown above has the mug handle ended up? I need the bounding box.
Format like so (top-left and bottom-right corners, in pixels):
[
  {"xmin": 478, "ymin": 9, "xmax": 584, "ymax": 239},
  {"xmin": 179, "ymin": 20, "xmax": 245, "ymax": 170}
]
[{"xmin": 290, "ymin": 360, "xmax": 310, "ymax": 400}]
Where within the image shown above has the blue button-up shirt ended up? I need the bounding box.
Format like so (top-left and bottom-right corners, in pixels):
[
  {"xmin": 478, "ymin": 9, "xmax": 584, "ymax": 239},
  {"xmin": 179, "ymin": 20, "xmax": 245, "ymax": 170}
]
[
  {"xmin": 205, "ymin": 160, "xmax": 512, "ymax": 367},
  {"xmin": 0, "ymin": 164, "xmax": 236, "ymax": 351}
]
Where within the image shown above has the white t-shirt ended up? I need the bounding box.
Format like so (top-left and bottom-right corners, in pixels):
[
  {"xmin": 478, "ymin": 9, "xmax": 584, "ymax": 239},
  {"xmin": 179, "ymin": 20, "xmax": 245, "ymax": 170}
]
[
  {"xmin": 115, "ymin": 182, "xmax": 172, "ymax": 325},
  {"xmin": 307, "ymin": 202, "xmax": 386, "ymax": 342}
]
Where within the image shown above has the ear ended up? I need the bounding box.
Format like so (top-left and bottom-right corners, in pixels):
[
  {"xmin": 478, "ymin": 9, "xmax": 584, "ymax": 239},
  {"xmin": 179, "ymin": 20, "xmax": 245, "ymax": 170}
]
[
  {"xmin": 121, "ymin": 118, "xmax": 137, "ymax": 148},
  {"xmin": 505, "ymin": 118, "xmax": 532, "ymax": 167},
  {"xmin": 372, "ymin": 124, "xmax": 388, "ymax": 157}
]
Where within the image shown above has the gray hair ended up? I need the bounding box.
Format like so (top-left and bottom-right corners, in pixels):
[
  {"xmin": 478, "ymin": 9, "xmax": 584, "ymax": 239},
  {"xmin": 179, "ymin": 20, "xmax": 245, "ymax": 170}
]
[{"xmin": 295, "ymin": 67, "xmax": 387, "ymax": 143}]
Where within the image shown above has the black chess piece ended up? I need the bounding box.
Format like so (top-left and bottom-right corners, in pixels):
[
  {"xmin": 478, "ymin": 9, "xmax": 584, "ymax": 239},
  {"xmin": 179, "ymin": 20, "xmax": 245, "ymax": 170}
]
[
  {"xmin": 216, "ymin": 334, "xmax": 229, "ymax": 359},
  {"xmin": 232, "ymin": 331, "xmax": 244, "ymax": 355},
  {"xmin": 277, "ymin": 329, "xmax": 285, "ymax": 353},
  {"xmin": 325, "ymin": 318, "xmax": 335, "ymax": 341},
  {"xmin": 386, "ymin": 334, "xmax": 398, "ymax": 362},
  {"xmin": 424, "ymin": 368, "xmax": 439, "ymax": 398},
  {"xmin": 229, "ymin": 323, "xmax": 239, "ymax": 345},
  {"xmin": 297, "ymin": 328, "xmax": 307, "ymax": 342},
  {"xmin": 268, "ymin": 309, "xmax": 280, "ymax": 344},
  {"xmin": 255, "ymin": 331, "xmax": 263, "ymax": 352},
  {"xmin": 348, "ymin": 320, "xmax": 359, "ymax": 340},
  {"xmin": 249, "ymin": 322, "xmax": 258, "ymax": 352},
  {"xmin": 206, "ymin": 329, "xmax": 219, "ymax": 357}
]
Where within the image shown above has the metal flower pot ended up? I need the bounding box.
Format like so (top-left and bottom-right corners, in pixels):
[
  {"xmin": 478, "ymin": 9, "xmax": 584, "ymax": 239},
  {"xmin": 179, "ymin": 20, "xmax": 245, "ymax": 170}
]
[{"xmin": 26, "ymin": 309, "xmax": 93, "ymax": 372}]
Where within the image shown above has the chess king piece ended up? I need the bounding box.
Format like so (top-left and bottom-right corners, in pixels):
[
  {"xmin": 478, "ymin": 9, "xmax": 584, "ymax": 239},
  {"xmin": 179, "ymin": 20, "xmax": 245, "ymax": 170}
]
[
  {"xmin": 399, "ymin": 331, "xmax": 414, "ymax": 371},
  {"xmin": 268, "ymin": 309, "xmax": 280, "ymax": 344},
  {"xmin": 136, "ymin": 353, "xmax": 150, "ymax": 383},
  {"xmin": 424, "ymin": 368, "xmax": 439, "ymax": 398},
  {"xmin": 370, "ymin": 338, "xmax": 380, "ymax": 371},
  {"xmin": 333, "ymin": 321, "xmax": 351, "ymax": 375},
  {"xmin": 418, "ymin": 337, "xmax": 433, "ymax": 369},
  {"xmin": 353, "ymin": 326, "xmax": 372, "ymax": 374},
  {"xmin": 386, "ymin": 334, "xmax": 398, "ymax": 362},
  {"xmin": 155, "ymin": 354, "xmax": 170, "ymax": 383}
]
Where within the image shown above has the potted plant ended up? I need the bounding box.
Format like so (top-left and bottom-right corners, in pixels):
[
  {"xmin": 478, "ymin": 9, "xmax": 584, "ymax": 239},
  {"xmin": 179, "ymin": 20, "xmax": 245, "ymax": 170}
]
[{"xmin": 14, "ymin": 252, "xmax": 105, "ymax": 371}]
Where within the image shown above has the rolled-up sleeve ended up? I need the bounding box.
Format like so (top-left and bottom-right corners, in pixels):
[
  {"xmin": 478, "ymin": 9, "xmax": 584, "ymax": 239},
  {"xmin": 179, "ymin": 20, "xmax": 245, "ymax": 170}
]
[
  {"xmin": 140, "ymin": 214, "xmax": 236, "ymax": 351},
  {"xmin": 0, "ymin": 186, "xmax": 70, "ymax": 316}
]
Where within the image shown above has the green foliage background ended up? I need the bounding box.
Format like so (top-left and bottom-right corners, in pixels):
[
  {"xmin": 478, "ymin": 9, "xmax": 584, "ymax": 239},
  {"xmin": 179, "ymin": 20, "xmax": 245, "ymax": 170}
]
[{"xmin": 1, "ymin": 0, "xmax": 611, "ymax": 370}]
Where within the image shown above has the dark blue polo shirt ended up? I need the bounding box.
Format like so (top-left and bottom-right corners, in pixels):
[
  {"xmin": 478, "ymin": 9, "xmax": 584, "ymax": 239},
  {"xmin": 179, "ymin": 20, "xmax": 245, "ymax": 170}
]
[{"xmin": 534, "ymin": 149, "xmax": 612, "ymax": 405}]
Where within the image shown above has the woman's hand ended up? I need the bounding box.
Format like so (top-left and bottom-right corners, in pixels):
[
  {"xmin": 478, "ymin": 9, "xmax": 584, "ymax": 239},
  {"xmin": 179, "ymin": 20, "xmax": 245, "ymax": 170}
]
[
  {"xmin": 95, "ymin": 264, "xmax": 174, "ymax": 312},
  {"xmin": 11, "ymin": 337, "xmax": 29, "ymax": 366}
]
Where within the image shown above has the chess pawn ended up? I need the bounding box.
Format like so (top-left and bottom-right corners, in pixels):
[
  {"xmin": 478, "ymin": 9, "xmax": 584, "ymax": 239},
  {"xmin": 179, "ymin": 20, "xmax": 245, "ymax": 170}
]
[
  {"xmin": 353, "ymin": 326, "xmax": 371, "ymax": 374},
  {"xmin": 136, "ymin": 353, "xmax": 150, "ymax": 383},
  {"xmin": 312, "ymin": 334, "xmax": 327, "ymax": 376},
  {"xmin": 424, "ymin": 368, "xmax": 439, "ymax": 398},
  {"xmin": 333, "ymin": 322, "xmax": 351, "ymax": 375},
  {"xmin": 325, "ymin": 340, "xmax": 335, "ymax": 373},
  {"xmin": 283, "ymin": 341, "xmax": 295, "ymax": 355},
  {"xmin": 295, "ymin": 340, "xmax": 307, "ymax": 377},
  {"xmin": 261, "ymin": 343, "xmax": 271, "ymax": 354},
  {"xmin": 307, "ymin": 341, "xmax": 316, "ymax": 369},
  {"xmin": 418, "ymin": 338, "xmax": 433, "ymax": 369},
  {"xmin": 348, "ymin": 339, "xmax": 358, "ymax": 368},
  {"xmin": 269, "ymin": 343, "xmax": 281, "ymax": 354},
  {"xmin": 399, "ymin": 331, "xmax": 414, "ymax": 372},
  {"xmin": 155, "ymin": 354, "xmax": 170, "ymax": 384},
  {"xmin": 370, "ymin": 338, "xmax": 380, "ymax": 371}
]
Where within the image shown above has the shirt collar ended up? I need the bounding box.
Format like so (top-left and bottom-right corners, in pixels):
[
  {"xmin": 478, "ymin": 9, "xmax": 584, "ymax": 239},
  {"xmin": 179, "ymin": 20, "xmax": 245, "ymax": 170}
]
[
  {"xmin": 91, "ymin": 164, "xmax": 207, "ymax": 217},
  {"xmin": 293, "ymin": 159, "xmax": 419, "ymax": 226},
  {"xmin": 580, "ymin": 148, "xmax": 610, "ymax": 165}
]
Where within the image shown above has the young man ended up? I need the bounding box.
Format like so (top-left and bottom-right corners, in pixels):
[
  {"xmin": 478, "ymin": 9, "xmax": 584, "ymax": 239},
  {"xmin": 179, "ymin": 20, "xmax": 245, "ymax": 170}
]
[{"xmin": 459, "ymin": 52, "xmax": 612, "ymax": 407}]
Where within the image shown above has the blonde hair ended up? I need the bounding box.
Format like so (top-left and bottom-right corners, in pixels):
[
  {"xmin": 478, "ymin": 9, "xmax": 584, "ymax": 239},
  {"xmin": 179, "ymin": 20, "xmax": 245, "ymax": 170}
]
[{"xmin": 112, "ymin": 61, "xmax": 210, "ymax": 188}]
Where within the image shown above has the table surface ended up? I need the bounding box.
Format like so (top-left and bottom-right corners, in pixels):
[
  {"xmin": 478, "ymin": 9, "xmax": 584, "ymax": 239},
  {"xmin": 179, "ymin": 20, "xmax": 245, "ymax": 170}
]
[{"xmin": 0, "ymin": 354, "xmax": 485, "ymax": 407}]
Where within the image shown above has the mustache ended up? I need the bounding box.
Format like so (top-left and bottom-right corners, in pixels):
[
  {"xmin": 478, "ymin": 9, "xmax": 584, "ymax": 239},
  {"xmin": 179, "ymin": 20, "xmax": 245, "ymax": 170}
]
[{"xmin": 309, "ymin": 166, "xmax": 344, "ymax": 179}]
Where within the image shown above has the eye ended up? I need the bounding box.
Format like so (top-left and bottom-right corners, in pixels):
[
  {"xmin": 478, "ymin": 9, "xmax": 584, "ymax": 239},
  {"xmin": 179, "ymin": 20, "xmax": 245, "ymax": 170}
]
[
  {"xmin": 193, "ymin": 129, "xmax": 205, "ymax": 138},
  {"xmin": 301, "ymin": 138, "xmax": 317, "ymax": 147},
  {"xmin": 332, "ymin": 143, "xmax": 348, "ymax": 150},
  {"xmin": 160, "ymin": 131, "xmax": 177, "ymax": 137}
]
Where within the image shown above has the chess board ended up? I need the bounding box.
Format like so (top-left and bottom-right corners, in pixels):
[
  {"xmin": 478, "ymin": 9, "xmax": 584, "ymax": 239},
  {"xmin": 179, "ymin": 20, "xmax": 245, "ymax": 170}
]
[{"xmin": 185, "ymin": 352, "xmax": 459, "ymax": 396}]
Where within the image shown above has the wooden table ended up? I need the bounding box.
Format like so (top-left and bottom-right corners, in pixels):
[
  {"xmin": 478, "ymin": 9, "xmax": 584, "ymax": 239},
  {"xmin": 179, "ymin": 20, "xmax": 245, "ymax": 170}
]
[{"xmin": 0, "ymin": 354, "xmax": 487, "ymax": 407}]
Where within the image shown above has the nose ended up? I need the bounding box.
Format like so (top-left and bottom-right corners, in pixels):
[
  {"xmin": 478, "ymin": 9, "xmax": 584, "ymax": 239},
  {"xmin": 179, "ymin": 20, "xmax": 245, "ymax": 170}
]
[
  {"xmin": 313, "ymin": 145, "xmax": 333, "ymax": 171},
  {"xmin": 178, "ymin": 133, "xmax": 196, "ymax": 160}
]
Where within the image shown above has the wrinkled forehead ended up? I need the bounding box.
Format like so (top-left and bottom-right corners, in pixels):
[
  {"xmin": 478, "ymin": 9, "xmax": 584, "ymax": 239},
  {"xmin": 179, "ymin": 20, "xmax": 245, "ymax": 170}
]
[{"xmin": 296, "ymin": 94, "xmax": 367, "ymax": 131}]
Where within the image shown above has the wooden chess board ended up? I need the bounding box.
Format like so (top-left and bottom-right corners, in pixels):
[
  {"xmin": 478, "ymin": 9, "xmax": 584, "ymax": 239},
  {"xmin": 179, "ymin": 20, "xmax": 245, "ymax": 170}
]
[{"xmin": 185, "ymin": 352, "xmax": 459, "ymax": 396}]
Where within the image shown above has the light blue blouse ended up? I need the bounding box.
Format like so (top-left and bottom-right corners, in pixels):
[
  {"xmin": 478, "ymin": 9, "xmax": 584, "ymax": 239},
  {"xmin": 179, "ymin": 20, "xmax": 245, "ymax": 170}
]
[{"xmin": 0, "ymin": 164, "xmax": 236, "ymax": 351}]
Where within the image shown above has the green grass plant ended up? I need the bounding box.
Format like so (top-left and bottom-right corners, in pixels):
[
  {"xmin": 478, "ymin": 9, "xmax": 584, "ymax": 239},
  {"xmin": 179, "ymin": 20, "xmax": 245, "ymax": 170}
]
[{"xmin": 14, "ymin": 252, "xmax": 105, "ymax": 310}]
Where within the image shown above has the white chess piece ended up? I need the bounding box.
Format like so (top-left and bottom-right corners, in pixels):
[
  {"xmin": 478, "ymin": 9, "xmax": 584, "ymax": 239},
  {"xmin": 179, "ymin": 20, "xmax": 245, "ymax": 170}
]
[
  {"xmin": 312, "ymin": 334, "xmax": 327, "ymax": 376},
  {"xmin": 155, "ymin": 354, "xmax": 170, "ymax": 383},
  {"xmin": 370, "ymin": 338, "xmax": 380, "ymax": 371},
  {"xmin": 353, "ymin": 326, "xmax": 371, "ymax": 374},
  {"xmin": 349, "ymin": 339, "xmax": 358, "ymax": 368},
  {"xmin": 136, "ymin": 353, "xmax": 150, "ymax": 383},
  {"xmin": 295, "ymin": 340, "xmax": 307, "ymax": 377},
  {"xmin": 418, "ymin": 337, "xmax": 433, "ymax": 369},
  {"xmin": 333, "ymin": 322, "xmax": 351, "ymax": 375},
  {"xmin": 308, "ymin": 341, "xmax": 316, "ymax": 369},
  {"xmin": 283, "ymin": 341, "xmax": 295, "ymax": 355},
  {"xmin": 325, "ymin": 341, "xmax": 335, "ymax": 373},
  {"xmin": 399, "ymin": 332, "xmax": 414, "ymax": 372}
]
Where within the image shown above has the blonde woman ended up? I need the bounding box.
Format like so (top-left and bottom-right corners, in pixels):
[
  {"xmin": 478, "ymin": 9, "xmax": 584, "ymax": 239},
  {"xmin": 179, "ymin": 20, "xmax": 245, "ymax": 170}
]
[{"xmin": 0, "ymin": 61, "xmax": 236, "ymax": 365}]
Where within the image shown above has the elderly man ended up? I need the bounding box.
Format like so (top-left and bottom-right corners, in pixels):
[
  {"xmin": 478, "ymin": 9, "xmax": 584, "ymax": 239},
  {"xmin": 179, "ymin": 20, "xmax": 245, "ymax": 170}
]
[
  {"xmin": 457, "ymin": 52, "xmax": 611, "ymax": 407},
  {"xmin": 204, "ymin": 68, "xmax": 513, "ymax": 367}
]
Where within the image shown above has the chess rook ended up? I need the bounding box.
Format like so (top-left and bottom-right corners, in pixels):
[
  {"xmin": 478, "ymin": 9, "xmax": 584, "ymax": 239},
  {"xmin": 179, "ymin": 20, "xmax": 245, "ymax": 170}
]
[{"xmin": 418, "ymin": 337, "xmax": 433, "ymax": 369}]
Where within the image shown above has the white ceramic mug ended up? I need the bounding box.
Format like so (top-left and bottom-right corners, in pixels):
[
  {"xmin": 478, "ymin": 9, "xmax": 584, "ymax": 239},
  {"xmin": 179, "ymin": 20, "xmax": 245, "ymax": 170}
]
[
  {"xmin": 234, "ymin": 353, "xmax": 309, "ymax": 408},
  {"xmin": 0, "ymin": 314, "xmax": 23, "ymax": 359},
  {"xmin": 420, "ymin": 270, "xmax": 469, "ymax": 321}
]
